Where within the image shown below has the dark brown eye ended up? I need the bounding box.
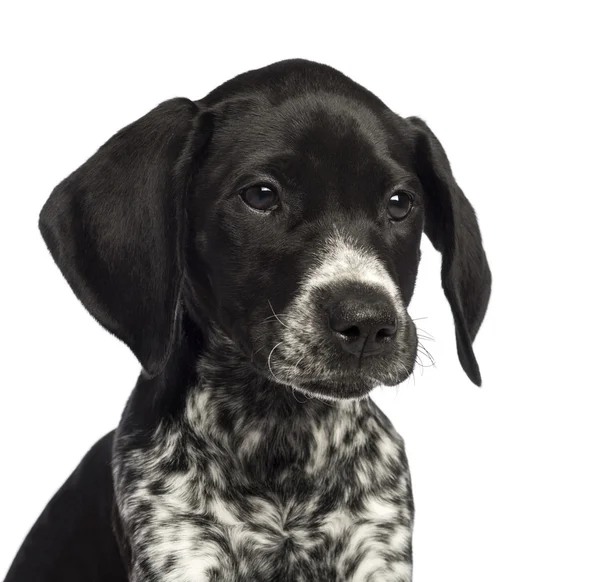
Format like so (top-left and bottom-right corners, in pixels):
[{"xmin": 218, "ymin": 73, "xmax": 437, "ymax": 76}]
[
  {"xmin": 387, "ymin": 191, "xmax": 413, "ymax": 221},
  {"xmin": 240, "ymin": 185, "xmax": 280, "ymax": 212}
]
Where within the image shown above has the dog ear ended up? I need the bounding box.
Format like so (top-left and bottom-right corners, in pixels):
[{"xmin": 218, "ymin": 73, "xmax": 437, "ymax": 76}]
[
  {"xmin": 407, "ymin": 116, "xmax": 491, "ymax": 385},
  {"xmin": 39, "ymin": 98, "xmax": 212, "ymax": 377}
]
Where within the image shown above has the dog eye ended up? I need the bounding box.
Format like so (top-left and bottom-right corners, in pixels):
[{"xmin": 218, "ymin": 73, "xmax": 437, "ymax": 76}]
[
  {"xmin": 387, "ymin": 191, "xmax": 413, "ymax": 221},
  {"xmin": 240, "ymin": 185, "xmax": 280, "ymax": 212}
]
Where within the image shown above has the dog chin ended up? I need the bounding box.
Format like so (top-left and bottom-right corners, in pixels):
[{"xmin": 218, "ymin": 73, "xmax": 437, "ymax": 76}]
[
  {"xmin": 289, "ymin": 378, "xmax": 377, "ymax": 401},
  {"xmin": 286, "ymin": 369, "xmax": 413, "ymax": 401},
  {"xmin": 304, "ymin": 366, "xmax": 415, "ymax": 400}
]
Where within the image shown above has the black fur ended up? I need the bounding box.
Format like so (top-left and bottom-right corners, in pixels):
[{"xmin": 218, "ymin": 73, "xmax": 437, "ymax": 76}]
[{"xmin": 5, "ymin": 59, "xmax": 490, "ymax": 581}]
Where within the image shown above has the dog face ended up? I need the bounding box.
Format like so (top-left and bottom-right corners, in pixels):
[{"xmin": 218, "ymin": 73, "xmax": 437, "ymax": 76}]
[
  {"xmin": 187, "ymin": 92, "xmax": 424, "ymax": 399},
  {"xmin": 39, "ymin": 60, "xmax": 491, "ymax": 400}
]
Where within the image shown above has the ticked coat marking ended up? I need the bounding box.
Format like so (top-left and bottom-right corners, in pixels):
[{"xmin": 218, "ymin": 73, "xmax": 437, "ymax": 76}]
[{"xmin": 116, "ymin": 371, "xmax": 413, "ymax": 582}]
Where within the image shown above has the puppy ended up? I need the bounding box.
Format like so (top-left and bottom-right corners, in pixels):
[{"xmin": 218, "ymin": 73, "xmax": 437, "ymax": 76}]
[{"xmin": 5, "ymin": 59, "xmax": 491, "ymax": 582}]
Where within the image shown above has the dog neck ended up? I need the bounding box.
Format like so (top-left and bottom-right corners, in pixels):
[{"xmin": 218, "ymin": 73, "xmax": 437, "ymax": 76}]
[{"xmin": 181, "ymin": 329, "xmax": 374, "ymax": 482}]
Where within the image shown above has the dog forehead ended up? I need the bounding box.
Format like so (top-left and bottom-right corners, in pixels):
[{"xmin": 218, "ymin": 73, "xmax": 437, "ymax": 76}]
[
  {"xmin": 215, "ymin": 91, "xmax": 393, "ymax": 150},
  {"xmin": 209, "ymin": 94, "xmax": 413, "ymax": 207}
]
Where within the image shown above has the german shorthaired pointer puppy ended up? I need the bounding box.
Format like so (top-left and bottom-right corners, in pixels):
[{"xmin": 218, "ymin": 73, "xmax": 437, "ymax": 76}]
[{"xmin": 5, "ymin": 59, "xmax": 491, "ymax": 582}]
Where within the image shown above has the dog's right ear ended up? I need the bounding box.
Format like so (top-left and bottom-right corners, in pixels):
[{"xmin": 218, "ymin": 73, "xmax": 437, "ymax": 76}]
[
  {"xmin": 406, "ymin": 116, "xmax": 491, "ymax": 386},
  {"xmin": 39, "ymin": 98, "xmax": 212, "ymax": 377}
]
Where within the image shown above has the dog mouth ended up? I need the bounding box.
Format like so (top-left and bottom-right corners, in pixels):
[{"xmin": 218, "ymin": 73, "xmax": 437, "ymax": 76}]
[
  {"xmin": 244, "ymin": 308, "xmax": 418, "ymax": 400},
  {"xmin": 250, "ymin": 341, "xmax": 417, "ymax": 400},
  {"xmin": 264, "ymin": 366, "xmax": 414, "ymax": 400}
]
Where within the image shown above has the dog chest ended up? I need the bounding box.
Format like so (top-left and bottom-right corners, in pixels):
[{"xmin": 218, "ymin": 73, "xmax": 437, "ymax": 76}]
[
  {"xmin": 128, "ymin": 473, "xmax": 412, "ymax": 580},
  {"xmin": 117, "ymin": 394, "xmax": 414, "ymax": 581}
]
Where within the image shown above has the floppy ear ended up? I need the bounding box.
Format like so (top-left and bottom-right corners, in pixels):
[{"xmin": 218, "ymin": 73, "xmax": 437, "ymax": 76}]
[
  {"xmin": 39, "ymin": 98, "xmax": 211, "ymax": 377},
  {"xmin": 407, "ymin": 116, "xmax": 491, "ymax": 386}
]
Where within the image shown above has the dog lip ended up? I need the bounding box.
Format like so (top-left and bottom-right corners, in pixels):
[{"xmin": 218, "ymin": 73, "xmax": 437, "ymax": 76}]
[{"xmin": 292, "ymin": 379, "xmax": 377, "ymax": 400}]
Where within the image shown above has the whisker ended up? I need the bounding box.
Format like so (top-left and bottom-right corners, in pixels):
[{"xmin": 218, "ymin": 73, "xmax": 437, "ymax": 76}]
[
  {"xmin": 267, "ymin": 300, "xmax": 289, "ymax": 329},
  {"xmin": 292, "ymin": 353, "xmax": 306, "ymax": 373},
  {"xmin": 291, "ymin": 386, "xmax": 308, "ymax": 404},
  {"xmin": 267, "ymin": 341, "xmax": 285, "ymax": 383},
  {"xmin": 416, "ymin": 328, "xmax": 435, "ymax": 342},
  {"xmin": 257, "ymin": 314, "xmax": 289, "ymax": 325},
  {"xmin": 416, "ymin": 353, "xmax": 434, "ymax": 369},
  {"xmin": 418, "ymin": 341, "xmax": 436, "ymax": 362},
  {"xmin": 414, "ymin": 355, "xmax": 426, "ymax": 374},
  {"xmin": 395, "ymin": 360, "xmax": 416, "ymax": 386},
  {"xmin": 416, "ymin": 343, "xmax": 436, "ymax": 368}
]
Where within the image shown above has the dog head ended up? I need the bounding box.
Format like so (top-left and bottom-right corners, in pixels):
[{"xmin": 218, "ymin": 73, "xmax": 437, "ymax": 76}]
[{"xmin": 39, "ymin": 59, "xmax": 491, "ymax": 400}]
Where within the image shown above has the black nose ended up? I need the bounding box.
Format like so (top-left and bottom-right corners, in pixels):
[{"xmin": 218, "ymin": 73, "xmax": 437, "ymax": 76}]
[{"xmin": 327, "ymin": 294, "xmax": 398, "ymax": 356}]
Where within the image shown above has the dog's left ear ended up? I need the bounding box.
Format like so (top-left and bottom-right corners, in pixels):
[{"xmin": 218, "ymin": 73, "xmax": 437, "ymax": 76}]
[
  {"xmin": 406, "ymin": 116, "xmax": 491, "ymax": 386},
  {"xmin": 39, "ymin": 98, "xmax": 212, "ymax": 377}
]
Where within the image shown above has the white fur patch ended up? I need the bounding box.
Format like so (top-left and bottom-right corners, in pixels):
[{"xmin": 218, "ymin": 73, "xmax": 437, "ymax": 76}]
[
  {"xmin": 115, "ymin": 382, "xmax": 414, "ymax": 581},
  {"xmin": 303, "ymin": 229, "xmax": 403, "ymax": 305},
  {"xmin": 271, "ymin": 229, "xmax": 411, "ymax": 391}
]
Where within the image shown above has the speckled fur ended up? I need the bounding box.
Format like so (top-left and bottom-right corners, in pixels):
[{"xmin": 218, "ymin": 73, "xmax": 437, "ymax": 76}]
[{"xmin": 114, "ymin": 336, "xmax": 414, "ymax": 582}]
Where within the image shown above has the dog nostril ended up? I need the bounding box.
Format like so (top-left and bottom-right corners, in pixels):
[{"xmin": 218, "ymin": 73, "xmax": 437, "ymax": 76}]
[
  {"xmin": 375, "ymin": 321, "xmax": 397, "ymax": 342},
  {"xmin": 332, "ymin": 324, "xmax": 362, "ymax": 340}
]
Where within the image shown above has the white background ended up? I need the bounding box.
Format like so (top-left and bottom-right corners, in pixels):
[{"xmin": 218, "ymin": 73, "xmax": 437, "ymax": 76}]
[{"xmin": 1, "ymin": 1, "xmax": 598, "ymax": 580}]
